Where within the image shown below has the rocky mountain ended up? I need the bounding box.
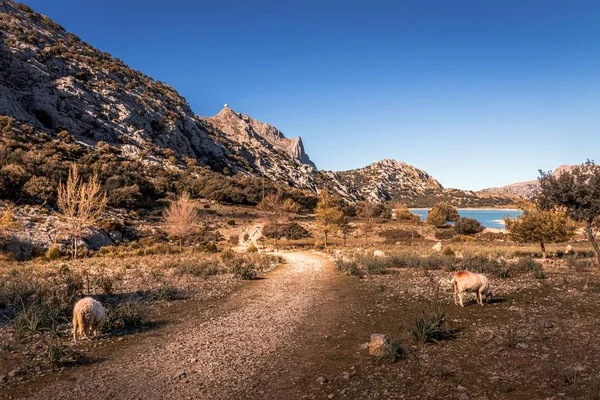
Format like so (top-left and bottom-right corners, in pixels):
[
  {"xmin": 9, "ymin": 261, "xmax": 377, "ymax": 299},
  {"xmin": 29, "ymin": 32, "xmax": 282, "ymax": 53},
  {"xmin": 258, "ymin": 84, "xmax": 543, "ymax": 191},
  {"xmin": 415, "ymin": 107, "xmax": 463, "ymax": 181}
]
[
  {"xmin": 481, "ymin": 165, "xmax": 578, "ymax": 199},
  {"xmin": 0, "ymin": 0, "xmax": 516, "ymax": 207},
  {"xmin": 0, "ymin": 0, "xmax": 316, "ymax": 190},
  {"xmin": 327, "ymin": 159, "xmax": 443, "ymax": 203}
]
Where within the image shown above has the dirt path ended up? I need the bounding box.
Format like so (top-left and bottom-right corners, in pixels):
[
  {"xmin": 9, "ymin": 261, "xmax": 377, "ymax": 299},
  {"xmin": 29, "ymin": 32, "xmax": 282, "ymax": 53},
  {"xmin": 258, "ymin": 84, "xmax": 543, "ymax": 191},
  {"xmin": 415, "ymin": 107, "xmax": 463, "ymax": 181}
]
[{"xmin": 4, "ymin": 251, "xmax": 353, "ymax": 400}]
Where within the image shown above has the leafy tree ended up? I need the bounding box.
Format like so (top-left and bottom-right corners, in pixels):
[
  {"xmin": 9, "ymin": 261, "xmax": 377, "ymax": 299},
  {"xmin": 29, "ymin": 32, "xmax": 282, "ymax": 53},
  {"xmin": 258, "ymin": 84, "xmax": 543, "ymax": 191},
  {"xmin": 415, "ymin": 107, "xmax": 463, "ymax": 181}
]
[
  {"xmin": 315, "ymin": 188, "xmax": 344, "ymax": 247},
  {"xmin": 505, "ymin": 203, "xmax": 576, "ymax": 261},
  {"xmin": 454, "ymin": 217, "xmax": 484, "ymax": 235},
  {"xmin": 537, "ymin": 161, "xmax": 600, "ymax": 263},
  {"xmin": 162, "ymin": 192, "xmax": 199, "ymax": 252},
  {"xmin": 57, "ymin": 164, "xmax": 108, "ymax": 259},
  {"xmin": 427, "ymin": 202, "xmax": 459, "ymax": 227}
]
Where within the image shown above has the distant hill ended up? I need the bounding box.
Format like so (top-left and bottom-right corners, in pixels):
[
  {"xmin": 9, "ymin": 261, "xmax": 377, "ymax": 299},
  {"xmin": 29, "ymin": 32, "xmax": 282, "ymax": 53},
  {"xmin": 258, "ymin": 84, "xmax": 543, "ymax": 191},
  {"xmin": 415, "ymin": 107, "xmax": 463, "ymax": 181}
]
[{"xmin": 481, "ymin": 165, "xmax": 578, "ymax": 199}]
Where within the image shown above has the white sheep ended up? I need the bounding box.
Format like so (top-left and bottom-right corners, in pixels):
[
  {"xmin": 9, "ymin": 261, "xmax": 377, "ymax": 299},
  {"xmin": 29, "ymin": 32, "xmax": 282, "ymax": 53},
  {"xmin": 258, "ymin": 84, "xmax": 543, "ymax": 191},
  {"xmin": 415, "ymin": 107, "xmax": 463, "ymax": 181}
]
[
  {"xmin": 450, "ymin": 271, "xmax": 493, "ymax": 307},
  {"xmin": 73, "ymin": 297, "xmax": 105, "ymax": 341},
  {"xmin": 373, "ymin": 250, "xmax": 385, "ymax": 258}
]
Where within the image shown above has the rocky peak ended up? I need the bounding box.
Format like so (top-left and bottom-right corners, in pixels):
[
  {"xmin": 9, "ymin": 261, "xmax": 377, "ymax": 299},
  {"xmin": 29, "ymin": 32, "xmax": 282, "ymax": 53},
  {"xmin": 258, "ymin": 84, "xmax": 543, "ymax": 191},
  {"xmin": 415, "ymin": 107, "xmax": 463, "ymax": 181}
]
[{"xmin": 208, "ymin": 105, "xmax": 316, "ymax": 169}]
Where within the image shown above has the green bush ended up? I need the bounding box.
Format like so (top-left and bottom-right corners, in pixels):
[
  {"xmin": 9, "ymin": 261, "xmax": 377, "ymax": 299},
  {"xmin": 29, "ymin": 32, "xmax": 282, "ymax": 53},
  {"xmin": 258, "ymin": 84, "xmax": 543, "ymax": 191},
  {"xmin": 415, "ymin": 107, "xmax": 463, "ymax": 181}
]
[
  {"xmin": 454, "ymin": 217, "xmax": 484, "ymax": 235},
  {"xmin": 411, "ymin": 302, "xmax": 454, "ymax": 345},
  {"xmin": 102, "ymin": 299, "xmax": 147, "ymax": 332},
  {"xmin": 230, "ymin": 260, "xmax": 257, "ymax": 280},
  {"xmin": 335, "ymin": 259, "xmax": 364, "ymax": 277},
  {"xmin": 228, "ymin": 234, "xmax": 239, "ymax": 245},
  {"xmin": 45, "ymin": 245, "xmax": 63, "ymax": 260},
  {"xmin": 263, "ymin": 222, "xmax": 311, "ymax": 240}
]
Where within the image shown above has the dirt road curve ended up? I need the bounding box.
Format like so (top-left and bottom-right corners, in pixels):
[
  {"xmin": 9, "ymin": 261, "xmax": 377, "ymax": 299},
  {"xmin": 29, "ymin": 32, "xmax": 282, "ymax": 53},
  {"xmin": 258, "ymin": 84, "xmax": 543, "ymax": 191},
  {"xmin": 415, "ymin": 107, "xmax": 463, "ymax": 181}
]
[{"xmin": 7, "ymin": 252, "xmax": 346, "ymax": 400}]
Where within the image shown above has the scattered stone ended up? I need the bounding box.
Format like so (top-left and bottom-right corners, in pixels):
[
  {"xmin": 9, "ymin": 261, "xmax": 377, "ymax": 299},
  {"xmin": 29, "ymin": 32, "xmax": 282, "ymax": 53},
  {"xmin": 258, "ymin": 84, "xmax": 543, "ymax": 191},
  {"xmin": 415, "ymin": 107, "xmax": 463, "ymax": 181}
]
[
  {"xmin": 8, "ymin": 368, "xmax": 23, "ymax": 378},
  {"xmin": 516, "ymin": 342, "xmax": 529, "ymax": 349},
  {"xmin": 342, "ymin": 371, "xmax": 355, "ymax": 380},
  {"xmin": 327, "ymin": 394, "xmax": 335, "ymax": 399},
  {"xmin": 432, "ymin": 242, "xmax": 442, "ymax": 252},
  {"xmin": 489, "ymin": 376, "xmax": 501, "ymax": 383},
  {"xmin": 458, "ymin": 393, "xmax": 470, "ymax": 400},
  {"xmin": 368, "ymin": 334, "xmax": 389, "ymax": 356},
  {"xmin": 109, "ymin": 230, "xmax": 123, "ymax": 243},
  {"xmin": 316, "ymin": 376, "xmax": 328, "ymax": 385},
  {"xmin": 373, "ymin": 250, "xmax": 385, "ymax": 258},
  {"xmin": 457, "ymin": 385, "xmax": 467, "ymax": 391},
  {"xmin": 174, "ymin": 370, "xmax": 187, "ymax": 381}
]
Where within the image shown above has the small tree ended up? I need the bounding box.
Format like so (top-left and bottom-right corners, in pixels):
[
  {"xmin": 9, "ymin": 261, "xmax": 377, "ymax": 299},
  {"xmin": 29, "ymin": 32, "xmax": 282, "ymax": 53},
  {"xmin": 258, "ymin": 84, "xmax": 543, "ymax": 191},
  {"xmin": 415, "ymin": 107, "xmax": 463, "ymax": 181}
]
[
  {"xmin": 427, "ymin": 202, "xmax": 459, "ymax": 227},
  {"xmin": 162, "ymin": 192, "xmax": 198, "ymax": 252},
  {"xmin": 505, "ymin": 203, "xmax": 576, "ymax": 261},
  {"xmin": 339, "ymin": 217, "xmax": 354, "ymax": 247},
  {"xmin": 57, "ymin": 164, "xmax": 108, "ymax": 259},
  {"xmin": 258, "ymin": 193, "xmax": 285, "ymax": 250},
  {"xmin": 315, "ymin": 188, "xmax": 344, "ymax": 247},
  {"xmin": 357, "ymin": 201, "xmax": 376, "ymax": 244},
  {"xmin": 538, "ymin": 161, "xmax": 600, "ymax": 264}
]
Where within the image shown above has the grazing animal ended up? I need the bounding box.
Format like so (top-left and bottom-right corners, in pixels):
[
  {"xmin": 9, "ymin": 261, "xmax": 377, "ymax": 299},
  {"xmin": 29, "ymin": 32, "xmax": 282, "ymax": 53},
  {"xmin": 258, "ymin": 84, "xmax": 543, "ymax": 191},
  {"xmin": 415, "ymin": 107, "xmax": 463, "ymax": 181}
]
[
  {"xmin": 72, "ymin": 297, "xmax": 105, "ymax": 341},
  {"xmin": 451, "ymin": 271, "xmax": 493, "ymax": 307},
  {"xmin": 373, "ymin": 250, "xmax": 385, "ymax": 258}
]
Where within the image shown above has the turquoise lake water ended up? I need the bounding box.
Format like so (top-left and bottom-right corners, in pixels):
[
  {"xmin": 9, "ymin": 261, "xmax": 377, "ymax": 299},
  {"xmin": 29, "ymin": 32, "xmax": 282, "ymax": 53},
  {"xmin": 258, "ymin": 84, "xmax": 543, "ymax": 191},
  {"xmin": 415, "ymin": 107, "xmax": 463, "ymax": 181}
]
[{"xmin": 409, "ymin": 209, "xmax": 522, "ymax": 229}]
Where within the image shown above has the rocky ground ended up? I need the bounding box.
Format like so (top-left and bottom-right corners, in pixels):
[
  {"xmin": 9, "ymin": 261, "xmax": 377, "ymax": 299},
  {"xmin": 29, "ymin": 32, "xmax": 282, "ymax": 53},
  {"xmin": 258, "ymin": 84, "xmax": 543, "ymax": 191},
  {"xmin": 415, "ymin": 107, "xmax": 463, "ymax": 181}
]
[{"xmin": 1, "ymin": 251, "xmax": 599, "ymax": 400}]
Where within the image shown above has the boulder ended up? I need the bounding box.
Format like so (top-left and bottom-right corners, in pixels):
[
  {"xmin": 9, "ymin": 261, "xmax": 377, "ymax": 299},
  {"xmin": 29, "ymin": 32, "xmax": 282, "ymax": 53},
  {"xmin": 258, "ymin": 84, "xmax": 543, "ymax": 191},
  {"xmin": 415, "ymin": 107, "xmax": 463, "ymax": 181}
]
[
  {"xmin": 109, "ymin": 230, "xmax": 123, "ymax": 243},
  {"xmin": 432, "ymin": 242, "xmax": 442, "ymax": 252},
  {"xmin": 84, "ymin": 230, "xmax": 114, "ymax": 250},
  {"xmin": 368, "ymin": 334, "xmax": 389, "ymax": 356}
]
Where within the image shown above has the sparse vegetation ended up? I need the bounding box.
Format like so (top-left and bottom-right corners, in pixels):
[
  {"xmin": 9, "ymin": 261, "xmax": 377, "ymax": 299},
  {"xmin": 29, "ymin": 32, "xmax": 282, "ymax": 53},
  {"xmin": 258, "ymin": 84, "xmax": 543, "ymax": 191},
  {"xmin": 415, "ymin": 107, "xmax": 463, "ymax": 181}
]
[{"xmin": 411, "ymin": 302, "xmax": 454, "ymax": 345}]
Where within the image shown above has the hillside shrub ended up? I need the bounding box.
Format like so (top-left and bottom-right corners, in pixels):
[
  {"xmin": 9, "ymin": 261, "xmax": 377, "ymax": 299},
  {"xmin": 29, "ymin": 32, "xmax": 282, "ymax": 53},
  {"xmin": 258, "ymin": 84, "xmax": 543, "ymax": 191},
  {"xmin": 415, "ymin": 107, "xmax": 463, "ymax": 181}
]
[
  {"xmin": 435, "ymin": 229, "xmax": 455, "ymax": 240},
  {"xmin": 380, "ymin": 229, "xmax": 421, "ymax": 243},
  {"xmin": 454, "ymin": 217, "xmax": 484, "ymax": 235},
  {"xmin": 263, "ymin": 222, "xmax": 311, "ymax": 240}
]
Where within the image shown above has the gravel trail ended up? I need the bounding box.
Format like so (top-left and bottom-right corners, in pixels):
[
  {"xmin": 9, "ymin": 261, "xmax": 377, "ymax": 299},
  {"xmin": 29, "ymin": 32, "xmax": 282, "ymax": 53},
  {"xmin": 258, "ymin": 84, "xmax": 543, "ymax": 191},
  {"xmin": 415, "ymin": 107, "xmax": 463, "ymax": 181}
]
[{"xmin": 7, "ymin": 252, "xmax": 332, "ymax": 400}]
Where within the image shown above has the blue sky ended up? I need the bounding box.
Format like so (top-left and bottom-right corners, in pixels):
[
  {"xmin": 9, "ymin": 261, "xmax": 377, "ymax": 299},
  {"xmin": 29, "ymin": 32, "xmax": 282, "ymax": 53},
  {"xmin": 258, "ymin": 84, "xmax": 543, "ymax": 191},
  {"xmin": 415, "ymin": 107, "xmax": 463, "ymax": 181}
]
[{"xmin": 22, "ymin": 0, "xmax": 600, "ymax": 190}]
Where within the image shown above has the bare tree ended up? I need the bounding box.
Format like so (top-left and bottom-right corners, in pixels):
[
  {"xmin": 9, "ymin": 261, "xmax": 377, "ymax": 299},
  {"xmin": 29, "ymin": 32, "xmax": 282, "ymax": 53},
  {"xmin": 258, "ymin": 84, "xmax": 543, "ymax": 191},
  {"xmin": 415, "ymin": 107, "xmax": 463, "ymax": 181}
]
[
  {"xmin": 57, "ymin": 164, "xmax": 108, "ymax": 259},
  {"xmin": 357, "ymin": 201, "xmax": 376, "ymax": 244},
  {"xmin": 339, "ymin": 217, "xmax": 354, "ymax": 247},
  {"xmin": 258, "ymin": 193, "xmax": 285, "ymax": 250},
  {"xmin": 162, "ymin": 192, "xmax": 199, "ymax": 252}
]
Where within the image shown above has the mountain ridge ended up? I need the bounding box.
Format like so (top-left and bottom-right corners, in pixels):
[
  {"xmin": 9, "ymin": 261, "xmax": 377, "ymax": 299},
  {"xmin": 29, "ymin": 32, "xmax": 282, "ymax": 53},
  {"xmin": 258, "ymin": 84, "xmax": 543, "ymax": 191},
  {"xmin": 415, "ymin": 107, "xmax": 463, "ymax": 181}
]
[{"xmin": 0, "ymin": 0, "xmax": 516, "ymax": 207}]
